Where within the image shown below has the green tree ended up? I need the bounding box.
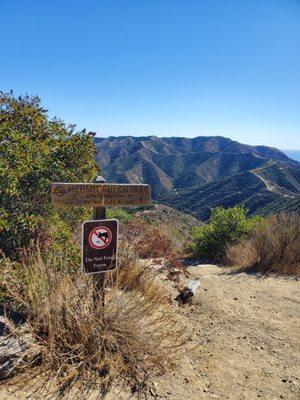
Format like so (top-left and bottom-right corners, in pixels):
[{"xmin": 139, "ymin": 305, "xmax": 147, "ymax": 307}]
[
  {"xmin": 0, "ymin": 91, "xmax": 98, "ymax": 258},
  {"xmin": 190, "ymin": 206, "xmax": 263, "ymax": 260}
]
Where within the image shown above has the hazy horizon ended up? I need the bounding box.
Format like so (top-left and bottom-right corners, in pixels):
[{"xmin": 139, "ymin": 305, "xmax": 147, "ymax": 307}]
[{"xmin": 282, "ymin": 150, "xmax": 300, "ymax": 162}]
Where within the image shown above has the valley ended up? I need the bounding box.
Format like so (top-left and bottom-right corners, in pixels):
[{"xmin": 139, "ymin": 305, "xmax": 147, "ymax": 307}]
[{"xmin": 95, "ymin": 136, "xmax": 300, "ymax": 220}]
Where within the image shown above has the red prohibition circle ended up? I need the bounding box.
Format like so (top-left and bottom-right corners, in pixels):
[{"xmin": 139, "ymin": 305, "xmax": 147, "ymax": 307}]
[{"xmin": 88, "ymin": 226, "xmax": 112, "ymax": 250}]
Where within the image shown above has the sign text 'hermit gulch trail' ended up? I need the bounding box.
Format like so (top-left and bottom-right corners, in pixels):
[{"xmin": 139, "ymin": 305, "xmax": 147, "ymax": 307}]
[{"xmin": 51, "ymin": 182, "xmax": 151, "ymax": 207}]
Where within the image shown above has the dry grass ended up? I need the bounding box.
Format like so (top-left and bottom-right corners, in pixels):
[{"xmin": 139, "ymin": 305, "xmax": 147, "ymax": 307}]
[
  {"xmin": 122, "ymin": 221, "xmax": 190, "ymax": 283},
  {"xmin": 225, "ymin": 212, "xmax": 300, "ymax": 275},
  {"xmin": 115, "ymin": 242, "xmax": 172, "ymax": 304},
  {"xmin": 0, "ymin": 246, "xmax": 189, "ymax": 398},
  {"xmin": 124, "ymin": 220, "xmax": 185, "ymax": 259}
]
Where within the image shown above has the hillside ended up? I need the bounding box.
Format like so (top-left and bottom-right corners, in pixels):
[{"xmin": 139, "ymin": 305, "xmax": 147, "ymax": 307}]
[
  {"xmin": 133, "ymin": 204, "xmax": 201, "ymax": 234},
  {"xmin": 95, "ymin": 136, "xmax": 300, "ymax": 220}
]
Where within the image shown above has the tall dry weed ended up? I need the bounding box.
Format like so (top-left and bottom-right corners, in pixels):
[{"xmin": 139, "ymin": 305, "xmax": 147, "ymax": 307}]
[
  {"xmin": 115, "ymin": 242, "xmax": 171, "ymax": 304},
  {"xmin": 126, "ymin": 221, "xmax": 174, "ymax": 259},
  {"xmin": 226, "ymin": 212, "xmax": 300, "ymax": 275},
  {"xmin": 122, "ymin": 221, "xmax": 190, "ymax": 282},
  {"xmin": 0, "ymin": 246, "xmax": 188, "ymax": 398}
]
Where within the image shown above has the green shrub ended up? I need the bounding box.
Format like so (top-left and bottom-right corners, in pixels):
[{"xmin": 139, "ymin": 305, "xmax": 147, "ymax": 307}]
[
  {"xmin": 107, "ymin": 208, "xmax": 133, "ymax": 223},
  {"xmin": 0, "ymin": 91, "xmax": 98, "ymax": 258},
  {"xmin": 190, "ymin": 206, "xmax": 263, "ymax": 260}
]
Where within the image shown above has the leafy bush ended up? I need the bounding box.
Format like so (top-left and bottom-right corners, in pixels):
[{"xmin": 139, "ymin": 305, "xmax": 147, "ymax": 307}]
[
  {"xmin": 0, "ymin": 92, "xmax": 97, "ymax": 258},
  {"xmin": 190, "ymin": 206, "xmax": 263, "ymax": 260},
  {"xmin": 226, "ymin": 212, "xmax": 300, "ymax": 275},
  {"xmin": 107, "ymin": 208, "xmax": 133, "ymax": 223}
]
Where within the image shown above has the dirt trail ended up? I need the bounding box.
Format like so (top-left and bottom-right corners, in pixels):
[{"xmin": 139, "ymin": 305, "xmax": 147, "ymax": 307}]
[
  {"xmin": 151, "ymin": 264, "xmax": 300, "ymax": 400},
  {"xmin": 1, "ymin": 265, "xmax": 299, "ymax": 400},
  {"xmin": 250, "ymin": 167, "xmax": 296, "ymax": 198}
]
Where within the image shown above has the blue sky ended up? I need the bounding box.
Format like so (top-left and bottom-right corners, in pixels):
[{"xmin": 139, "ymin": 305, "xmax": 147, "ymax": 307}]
[{"xmin": 1, "ymin": 0, "xmax": 299, "ymax": 149}]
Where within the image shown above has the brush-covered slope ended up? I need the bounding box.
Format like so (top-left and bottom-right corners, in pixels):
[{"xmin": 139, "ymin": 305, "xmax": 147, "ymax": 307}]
[{"xmin": 95, "ymin": 136, "xmax": 300, "ymax": 220}]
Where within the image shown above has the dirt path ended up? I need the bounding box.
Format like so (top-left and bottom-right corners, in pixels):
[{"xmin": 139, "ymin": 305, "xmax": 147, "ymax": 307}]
[
  {"xmin": 250, "ymin": 167, "xmax": 296, "ymax": 198},
  {"xmin": 1, "ymin": 265, "xmax": 299, "ymax": 400},
  {"xmin": 151, "ymin": 264, "xmax": 300, "ymax": 400}
]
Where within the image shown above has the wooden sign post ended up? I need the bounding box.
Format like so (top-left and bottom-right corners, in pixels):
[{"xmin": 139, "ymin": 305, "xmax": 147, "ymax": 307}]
[
  {"xmin": 92, "ymin": 175, "xmax": 106, "ymax": 309},
  {"xmin": 51, "ymin": 177, "xmax": 151, "ymax": 309}
]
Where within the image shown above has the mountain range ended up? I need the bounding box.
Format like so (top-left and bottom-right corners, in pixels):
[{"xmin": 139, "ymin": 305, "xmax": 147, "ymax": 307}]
[{"xmin": 94, "ymin": 136, "xmax": 300, "ymax": 221}]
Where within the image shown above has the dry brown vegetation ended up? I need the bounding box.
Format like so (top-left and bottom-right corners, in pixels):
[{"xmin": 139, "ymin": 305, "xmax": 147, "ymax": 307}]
[
  {"xmin": 115, "ymin": 243, "xmax": 171, "ymax": 303},
  {"xmin": 122, "ymin": 220, "xmax": 190, "ymax": 283},
  {"xmin": 124, "ymin": 220, "xmax": 185, "ymax": 259},
  {"xmin": 226, "ymin": 212, "xmax": 300, "ymax": 275},
  {"xmin": 0, "ymin": 244, "xmax": 189, "ymax": 398}
]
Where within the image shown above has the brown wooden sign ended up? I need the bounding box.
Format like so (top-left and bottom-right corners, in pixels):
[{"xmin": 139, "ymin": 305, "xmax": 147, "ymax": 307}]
[
  {"xmin": 82, "ymin": 219, "xmax": 118, "ymax": 274},
  {"xmin": 51, "ymin": 182, "xmax": 151, "ymax": 207}
]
